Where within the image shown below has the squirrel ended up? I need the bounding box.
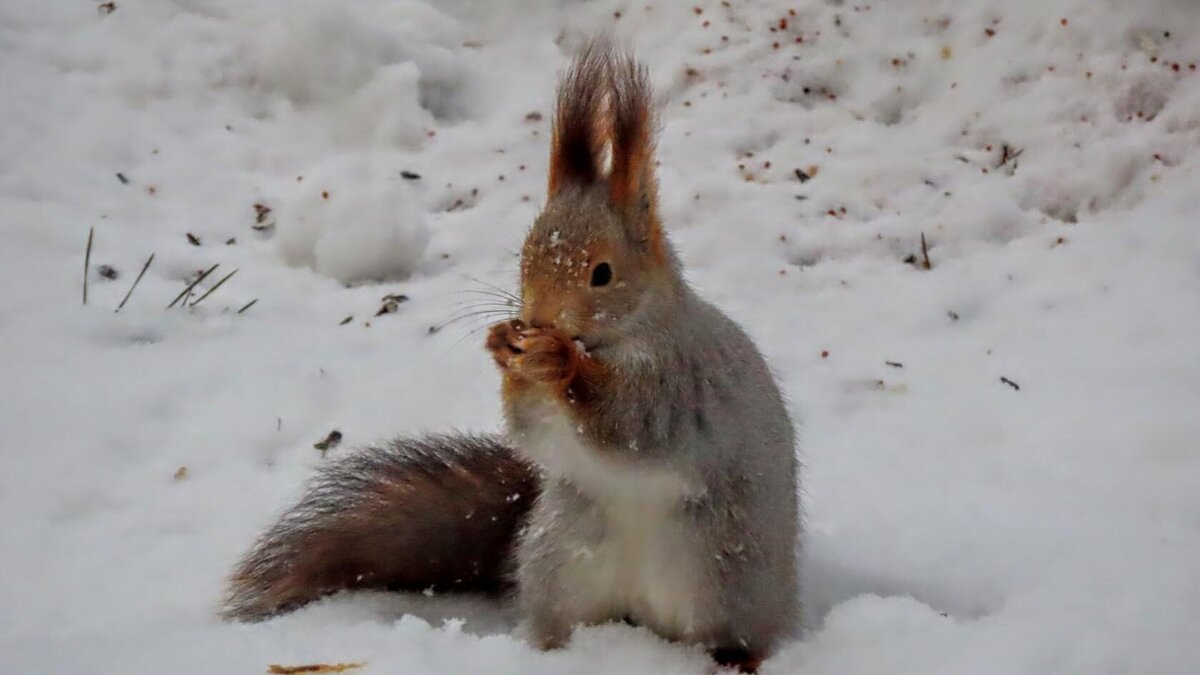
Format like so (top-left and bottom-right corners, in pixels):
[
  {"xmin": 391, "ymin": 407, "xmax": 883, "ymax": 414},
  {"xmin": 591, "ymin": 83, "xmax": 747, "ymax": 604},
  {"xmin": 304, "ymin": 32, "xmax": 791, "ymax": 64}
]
[{"xmin": 223, "ymin": 44, "xmax": 801, "ymax": 673}]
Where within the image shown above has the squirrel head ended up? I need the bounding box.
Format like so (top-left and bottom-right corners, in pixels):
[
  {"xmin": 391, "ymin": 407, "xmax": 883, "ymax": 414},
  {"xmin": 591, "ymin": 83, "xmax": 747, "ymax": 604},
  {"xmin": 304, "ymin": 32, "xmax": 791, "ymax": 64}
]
[{"xmin": 518, "ymin": 45, "xmax": 678, "ymax": 349}]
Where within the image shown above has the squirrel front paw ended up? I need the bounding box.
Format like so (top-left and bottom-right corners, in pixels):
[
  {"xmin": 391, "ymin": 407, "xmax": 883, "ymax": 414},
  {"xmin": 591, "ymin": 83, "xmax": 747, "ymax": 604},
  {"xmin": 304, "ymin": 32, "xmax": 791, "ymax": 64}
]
[{"xmin": 486, "ymin": 319, "xmax": 578, "ymax": 385}]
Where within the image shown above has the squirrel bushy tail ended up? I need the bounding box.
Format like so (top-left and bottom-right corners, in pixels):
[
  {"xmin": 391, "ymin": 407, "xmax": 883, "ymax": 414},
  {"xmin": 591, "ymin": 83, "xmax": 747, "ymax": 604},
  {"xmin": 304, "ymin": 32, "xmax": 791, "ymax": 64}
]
[{"xmin": 222, "ymin": 434, "xmax": 540, "ymax": 621}]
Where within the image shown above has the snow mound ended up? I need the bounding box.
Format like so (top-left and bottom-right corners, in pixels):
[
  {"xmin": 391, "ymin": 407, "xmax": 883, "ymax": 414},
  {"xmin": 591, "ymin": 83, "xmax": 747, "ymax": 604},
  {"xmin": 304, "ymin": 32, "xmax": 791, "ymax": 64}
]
[
  {"xmin": 277, "ymin": 153, "xmax": 430, "ymax": 283},
  {"xmin": 248, "ymin": 1, "xmax": 473, "ymax": 148}
]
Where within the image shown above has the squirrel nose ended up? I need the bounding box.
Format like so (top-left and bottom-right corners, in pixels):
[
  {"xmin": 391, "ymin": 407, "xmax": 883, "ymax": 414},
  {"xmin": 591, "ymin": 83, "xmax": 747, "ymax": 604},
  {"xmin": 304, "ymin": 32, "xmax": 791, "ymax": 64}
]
[
  {"xmin": 523, "ymin": 305, "xmax": 569, "ymax": 332},
  {"xmin": 522, "ymin": 300, "xmax": 559, "ymax": 330}
]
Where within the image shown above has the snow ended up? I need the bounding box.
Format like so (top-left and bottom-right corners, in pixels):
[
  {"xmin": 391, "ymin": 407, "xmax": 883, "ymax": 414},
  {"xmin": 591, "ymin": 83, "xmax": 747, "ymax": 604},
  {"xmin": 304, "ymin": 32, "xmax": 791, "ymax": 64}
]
[
  {"xmin": 2, "ymin": 0, "xmax": 1199, "ymax": 673},
  {"xmin": 276, "ymin": 152, "xmax": 430, "ymax": 283}
]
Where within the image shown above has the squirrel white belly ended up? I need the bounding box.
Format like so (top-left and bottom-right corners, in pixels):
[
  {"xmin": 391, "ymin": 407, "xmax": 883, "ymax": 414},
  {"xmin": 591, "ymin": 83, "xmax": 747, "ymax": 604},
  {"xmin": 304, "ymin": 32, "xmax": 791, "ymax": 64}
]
[
  {"xmin": 512, "ymin": 397, "xmax": 710, "ymax": 644},
  {"xmin": 223, "ymin": 43, "xmax": 801, "ymax": 673}
]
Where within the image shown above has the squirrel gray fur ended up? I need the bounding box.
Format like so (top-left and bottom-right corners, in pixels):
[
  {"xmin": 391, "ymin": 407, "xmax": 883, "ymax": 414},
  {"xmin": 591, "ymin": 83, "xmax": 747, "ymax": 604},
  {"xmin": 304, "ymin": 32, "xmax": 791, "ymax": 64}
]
[{"xmin": 224, "ymin": 43, "xmax": 801, "ymax": 672}]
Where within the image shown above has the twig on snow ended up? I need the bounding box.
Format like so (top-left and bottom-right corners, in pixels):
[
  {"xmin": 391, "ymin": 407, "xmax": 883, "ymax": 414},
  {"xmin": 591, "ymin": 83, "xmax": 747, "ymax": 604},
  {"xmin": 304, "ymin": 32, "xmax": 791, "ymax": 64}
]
[
  {"xmin": 189, "ymin": 268, "xmax": 238, "ymax": 307},
  {"xmin": 83, "ymin": 227, "xmax": 95, "ymax": 305},
  {"xmin": 996, "ymin": 144, "xmax": 1024, "ymax": 173},
  {"xmin": 167, "ymin": 264, "xmax": 219, "ymax": 309},
  {"xmin": 115, "ymin": 253, "xmax": 155, "ymax": 312}
]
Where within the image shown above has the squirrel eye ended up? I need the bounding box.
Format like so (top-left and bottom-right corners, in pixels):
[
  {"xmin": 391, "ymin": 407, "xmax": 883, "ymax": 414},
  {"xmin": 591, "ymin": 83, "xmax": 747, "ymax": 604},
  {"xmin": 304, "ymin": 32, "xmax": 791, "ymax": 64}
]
[{"xmin": 590, "ymin": 262, "xmax": 613, "ymax": 287}]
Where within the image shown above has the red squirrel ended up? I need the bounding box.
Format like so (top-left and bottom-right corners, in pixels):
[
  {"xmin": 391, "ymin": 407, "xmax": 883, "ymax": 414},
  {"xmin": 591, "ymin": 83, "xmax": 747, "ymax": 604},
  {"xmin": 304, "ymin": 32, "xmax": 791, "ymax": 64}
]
[{"xmin": 224, "ymin": 44, "xmax": 801, "ymax": 673}]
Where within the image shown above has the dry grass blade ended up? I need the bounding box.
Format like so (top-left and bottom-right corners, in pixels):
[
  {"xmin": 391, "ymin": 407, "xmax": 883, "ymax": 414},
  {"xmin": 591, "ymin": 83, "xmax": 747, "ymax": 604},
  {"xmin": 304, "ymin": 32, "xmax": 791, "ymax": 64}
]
[
  {"xmin": 267, "ymin": 664, "xmax": 366, "ymax": 674},
  {"xmin": 920, "ymin": 232, "xmax": 932, "ymax": 270},
  {"xmin": 189, "ymin": 268, "xmax": 238, "ymax": 307},
  {"xmin": 237, "ymin": 298, "xmax": 258, "ymax": 315},
  {"xmin": 167, "ymin": 264, "xmax": 219, "ymax": 309},
  {"xmin": 115, "ymin": 253, "xmax": 155, "ymax": 313},
  {"xmin": 83, "ymin": 227, "xmax": 94, "ymax": 305}
]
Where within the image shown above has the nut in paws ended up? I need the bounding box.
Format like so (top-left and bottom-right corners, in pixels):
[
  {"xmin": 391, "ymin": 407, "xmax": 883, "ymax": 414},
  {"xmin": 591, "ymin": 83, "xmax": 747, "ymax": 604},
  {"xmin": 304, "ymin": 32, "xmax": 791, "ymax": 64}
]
[{"xmin": 486, "ymin": 320, "xmax": 577, "ymax": 384}]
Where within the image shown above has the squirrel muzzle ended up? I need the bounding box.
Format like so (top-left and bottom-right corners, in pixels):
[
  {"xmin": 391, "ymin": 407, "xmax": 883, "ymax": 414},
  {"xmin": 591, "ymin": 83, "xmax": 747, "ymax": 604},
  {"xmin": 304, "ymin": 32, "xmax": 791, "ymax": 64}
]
[{"xmin": 520, "ymin": 285, "xmax": 584, "ymax": 337}]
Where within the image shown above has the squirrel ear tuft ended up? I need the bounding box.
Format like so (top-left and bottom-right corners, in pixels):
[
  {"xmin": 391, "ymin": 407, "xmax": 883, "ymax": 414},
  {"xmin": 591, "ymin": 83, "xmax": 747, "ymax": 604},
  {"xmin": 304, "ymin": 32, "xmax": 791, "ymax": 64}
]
[
  {"xmin": 607, "ymin": 52, "xmax": 665, "ymax": 259},
  {"xmin": 547, "ymin": 43, "xmax": 608, "ymax": 199},
  {"xmin": 548, "ymin": 44, "xmax": 666, "ymax": 261}
]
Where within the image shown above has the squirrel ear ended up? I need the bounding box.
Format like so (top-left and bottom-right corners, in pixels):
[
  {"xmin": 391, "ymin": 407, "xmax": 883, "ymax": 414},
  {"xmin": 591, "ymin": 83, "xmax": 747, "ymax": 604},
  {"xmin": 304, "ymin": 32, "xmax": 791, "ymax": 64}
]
[
  {"xmin": 547, "ymin": 44, "xmax": 608, "ymax": 200},
  {"xmin": 607, "ymin": 53, "xmax": 665, "ymax": 260}
]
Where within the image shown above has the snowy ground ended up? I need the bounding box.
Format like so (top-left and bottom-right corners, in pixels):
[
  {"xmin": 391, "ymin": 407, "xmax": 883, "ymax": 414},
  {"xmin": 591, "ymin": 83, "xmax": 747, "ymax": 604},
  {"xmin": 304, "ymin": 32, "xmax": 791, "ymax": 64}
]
[{"xmin": 2, "ymin": 0, "xmax": 1199, "ymax": 673}]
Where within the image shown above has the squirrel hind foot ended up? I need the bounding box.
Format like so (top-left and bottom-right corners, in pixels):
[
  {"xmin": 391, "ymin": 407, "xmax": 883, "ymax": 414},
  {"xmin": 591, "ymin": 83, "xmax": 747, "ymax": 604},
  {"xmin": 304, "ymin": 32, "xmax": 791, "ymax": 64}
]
[{"xmin": 709, "ymin": 647, "xmax": 763, "ymax": 674}]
